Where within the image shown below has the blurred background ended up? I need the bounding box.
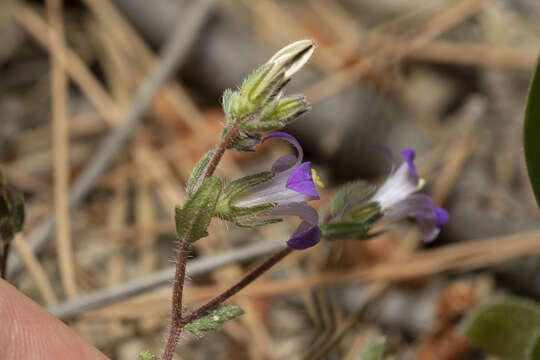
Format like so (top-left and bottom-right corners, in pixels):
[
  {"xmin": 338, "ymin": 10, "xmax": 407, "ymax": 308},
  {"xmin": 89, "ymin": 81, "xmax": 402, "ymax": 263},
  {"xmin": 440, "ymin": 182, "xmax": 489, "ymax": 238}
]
[{"xmin": 2, "ymin": 0, "xmax": 540, "ymax": 358}]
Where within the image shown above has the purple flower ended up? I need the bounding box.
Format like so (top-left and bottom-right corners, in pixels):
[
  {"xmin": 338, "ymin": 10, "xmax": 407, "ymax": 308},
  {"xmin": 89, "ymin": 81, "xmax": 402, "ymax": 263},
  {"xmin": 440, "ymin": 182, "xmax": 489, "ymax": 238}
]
[
  {"xmin": 233, "ymin": 132, "xmax": 322, "ymax": 250},
  {"xmin": 373, "ymin": 148, "xmax": 449, "ymax": 242}
]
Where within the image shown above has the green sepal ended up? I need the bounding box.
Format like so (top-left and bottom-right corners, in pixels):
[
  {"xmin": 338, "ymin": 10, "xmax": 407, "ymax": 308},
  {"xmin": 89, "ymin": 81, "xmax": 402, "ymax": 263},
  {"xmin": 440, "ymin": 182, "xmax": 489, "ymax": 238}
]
[
  {"xmin": 175, "ymin": 176, "xmax": 222, "ymax": 243},
  {"xmin": 330, "ymin": 181, "xmax": 377, "ymax": 218},
  {"xmin": 359, "ymin": 337, "xmax": 386, "ymax": 360},
  {"xmin": 227, "ymin": 131, "xmax": 262, "ymax": 152},
  {"xmin": 241, "ymin": 119, "xmax": 284, "ymax": 133},
  {"xmin": 321, "ymin": 222, "xmax": 371, "ymax": 241},
  {"xmin": 321, "ymin": 203, "xmax": 382, "ymax": 241},
  {"xmin": 259, "ymin": 95, "xmax": 310, "ymax": 123},
  {"xmin": 186, "ymin": 150, "xmax": 215, "ymax": 197},
  {"xmin": 235, "ymin": 218, "xmax": 282, "ymax": 228},
  {"xmin": 0, "ymin": 173, "xmax": 25, "ymax": 243},
  {"xmin": 465, "ymin": 297, "xmax": 540, "ymax": 360},
  {"xmin": 237, "ymin": 63, "xmax": 284, "ymax": 115},
  {"xmin": 215, "ymin": 171, "xmax": 276, "ymax": 221},
  {"xmin": 137, "ymin": 351, "xmax": 155, "ymax": 360},
  {"xmin": 222, "ymin": 89, "xmax": 239, "ymax": 125},
  {"xmin": 185, "ymin": 304, "xmax": 244, "ymax": 335}
]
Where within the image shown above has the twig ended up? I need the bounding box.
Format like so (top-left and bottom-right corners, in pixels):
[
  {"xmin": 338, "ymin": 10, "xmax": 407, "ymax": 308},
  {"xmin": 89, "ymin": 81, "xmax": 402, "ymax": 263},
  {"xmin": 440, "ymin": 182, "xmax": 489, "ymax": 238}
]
[
  {"xmin": 49, "ymin": 239, "xmax": 286, "ymax": 321},
  {"xmin": 80, "ymin": 230, "xmax": 540, "ymax": 322},
  {"xmin": 46, "ymin": 0, "xmax": 78, "ymax": 301},
  {"xmin": 12, "ymin": 235, "xmax": 57, "ymax": 306},
  {"xmin": 305, "ymin": 0, "xmax": 491, "ymax": 103},
  {"xmin": 8, "ymin": 0, "xmax": 218, "ymax": 276}
]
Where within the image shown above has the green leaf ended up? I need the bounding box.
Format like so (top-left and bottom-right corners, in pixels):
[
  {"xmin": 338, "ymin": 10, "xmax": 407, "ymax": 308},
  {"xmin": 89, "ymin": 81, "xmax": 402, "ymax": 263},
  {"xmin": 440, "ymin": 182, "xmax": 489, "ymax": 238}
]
[
  {"xmin": 186, "ymin": 150, "xmax": 215, "ymax": 197},
  {"xmin": 175, "ymin": 176, "xmax": 222, "ymax": 243},
  {"xmin": 185, "ymin": 304, "xmax": 244, "ymax": 335},
  {"xmin": 529, "ymin": 331, "xmax": 540, "ymax": 360},
  {"xmin": 465, "ymin": 298, "xmax": 540, "ymax": 360},
  {"xmin": 137, "ymin": 351, "xmax": 155, "ymax": 360},
  {"xmin": 523, "ymin": 54, "xmax": 540, "ymax": 209},
  {"xmin": 358, "ymin": 337, "xmax": 386, "ymax": 360}
]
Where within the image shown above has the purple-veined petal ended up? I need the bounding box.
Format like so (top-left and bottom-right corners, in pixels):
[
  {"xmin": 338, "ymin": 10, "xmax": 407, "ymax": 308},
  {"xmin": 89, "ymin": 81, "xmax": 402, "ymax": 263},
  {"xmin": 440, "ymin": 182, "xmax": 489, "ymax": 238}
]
[
  {"xmin": 268, "ymin": 202, "xmax": 321, "ymax": 250},
  {"xmin": 286, "ymin": 162, "xmax": 319, "ymax": 198},
  {"xmin": 262, "ymin": 132, "xmax": 304, "ymax": 171},
  {"xmin": 373, "ymin": 161, "xmax": 419, "ymax": 210},
  {"xmin": 400, "ymin": 148, "xmax": 418, "ymax": 179},
  {"xmin": 379, "ymin": 193, "xmax": 448, "ymax": 242},
  {"xmin": 432, "ymin": 205, "xmax": 449, "ymax": 227},
  {"xmin": 375, "ymin": 144, "xmax": 399, "ymax": 174},
  {"xmin": 382, "ymin": 193, "xmax": 434, "ymax": 222},
  {"xmin": 415, "ymin": 213, "xmax": 440, "ymax": 242},
  {"xmin": 271, "ymin": 154, "xmax": 297, "ymax": 173},
  {"xmin": 287, "ymin": 221, "xmax": 321, "ymax": 250},
  {"xmin": 267, "ymin": 201, "xmax": 318, "ymax": 225}
]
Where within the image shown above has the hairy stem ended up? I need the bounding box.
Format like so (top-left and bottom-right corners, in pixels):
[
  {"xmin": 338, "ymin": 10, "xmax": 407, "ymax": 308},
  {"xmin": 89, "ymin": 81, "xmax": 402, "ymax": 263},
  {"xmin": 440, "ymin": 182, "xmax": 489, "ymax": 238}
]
[
  {"xmin": 162, "ymin": 116, "xmax": 244, "ymax": 359},
  {"xmin": 162, "ymin": 240, "xmax": 190, "ymax": 360},
  {"xmin": 179, "ymin": 247, "xmax": 293, "ymax": 329},
  {"xmin": 203, "ymin": 117, "xmax": 243, "ymax": 178},
  {"xmin": 1, "ymin": 242, "xmax": 10, "ymax": 280}
]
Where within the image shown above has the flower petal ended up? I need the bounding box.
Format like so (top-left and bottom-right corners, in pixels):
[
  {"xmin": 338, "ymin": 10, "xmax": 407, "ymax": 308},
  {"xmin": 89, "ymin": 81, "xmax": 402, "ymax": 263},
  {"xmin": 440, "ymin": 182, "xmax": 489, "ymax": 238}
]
[
  {"xmin": 432, "ymin": 205, "xmax": 449, "ymax": 227},
  {"xmin": 286, "ymin": 162, "xmax": 319, "ymax": 198},
  {"xmin": 287, "ymin": 222, "xmax": 321, "ymax": 250},
  {"xmin": 400, "ymin": 148, "xmax": 418, "ymax": 179},
  {"xmin": 268, "ymin": 202, "xmax": 321, "ymax": 250},
  {"xmin": 267, "ymin": 201, "xmax": 318, "ymax": 225},
  {"xmin": 262, "ymin": 132, "xmax": 303, "ymax": 171},
  {"xmin": 380, "ymin": 193, "xmax": 448, "ymax": 242},
  {"xmin": 415, "ymin": 213, "xmax": 440, "ymax": 243},
  {"xmin": 271, "ymin": 154, "xmax": 297, "ymax": 173}
]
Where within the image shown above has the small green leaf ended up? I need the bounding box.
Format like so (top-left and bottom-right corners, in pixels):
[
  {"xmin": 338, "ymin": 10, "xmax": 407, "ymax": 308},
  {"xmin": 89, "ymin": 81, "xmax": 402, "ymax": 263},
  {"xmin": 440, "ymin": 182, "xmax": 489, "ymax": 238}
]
[
  {"xmin": 523, "ymin": 54, "xmax": 540, "ymax": 209},
  {"xmin": 137, "ymin": 351, "xmax": 155, "ymax": 360},
  {"xmin": 175, "ymin": 177, "xmax": 222, "ymax": 243},
  {"xmin": 186, "ymin": 150, "xmax": 215, "ymax": 197},
  {"xmin": 185, "ymin": 304, "xmax": 244, "ymax": 335},
  {"xmin": 529, "ymin": 331, "xmax": 540, "ymax": 360},
  {"xmin": 465, "ymin": 298, "xmax": 540, "ymax": 360},
  {"xmin": 358, "ymin": 337, "xmax": 386, "ymax": 360}
]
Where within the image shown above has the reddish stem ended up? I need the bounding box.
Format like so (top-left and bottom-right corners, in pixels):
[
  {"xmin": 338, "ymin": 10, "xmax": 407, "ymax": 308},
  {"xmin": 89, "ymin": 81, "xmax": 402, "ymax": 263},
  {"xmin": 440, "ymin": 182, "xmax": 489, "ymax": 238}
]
[{"xmin": 179, "ymin": 247, "xmax": 293, "ymax": 328}]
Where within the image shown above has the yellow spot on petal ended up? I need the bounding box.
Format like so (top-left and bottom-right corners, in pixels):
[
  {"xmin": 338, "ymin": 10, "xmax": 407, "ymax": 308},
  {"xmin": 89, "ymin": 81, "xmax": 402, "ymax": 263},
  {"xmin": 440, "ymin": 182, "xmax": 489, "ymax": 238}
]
[
  {"xmin": 311, "ymin": 168, "xmax": 325, "ymax": 188},
  {"xmin": 416, "ymin": 178, "xmax": 426, "ymax": 192}
]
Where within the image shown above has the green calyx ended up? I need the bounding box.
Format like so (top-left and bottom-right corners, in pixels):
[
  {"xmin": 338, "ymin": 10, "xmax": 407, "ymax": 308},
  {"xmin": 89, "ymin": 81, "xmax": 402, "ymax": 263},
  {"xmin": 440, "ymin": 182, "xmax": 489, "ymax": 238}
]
[
  {"xmin": 0, "ymin": 173, "xmax": 25, "ymax": 244},
  {"xmin": 215, "ymin": 171, "xmax": 278, "ymax": 225},
  {"xmin": 320, "ymin": 181, "xmax": 383, "ymax": 241},
  {"xmin": 240, "ymin": 95, "xmax": 310, "ymax": 133},
  {"xmin": 175, "ymin": 176, "xmax": 222, "ymax": 243}
]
